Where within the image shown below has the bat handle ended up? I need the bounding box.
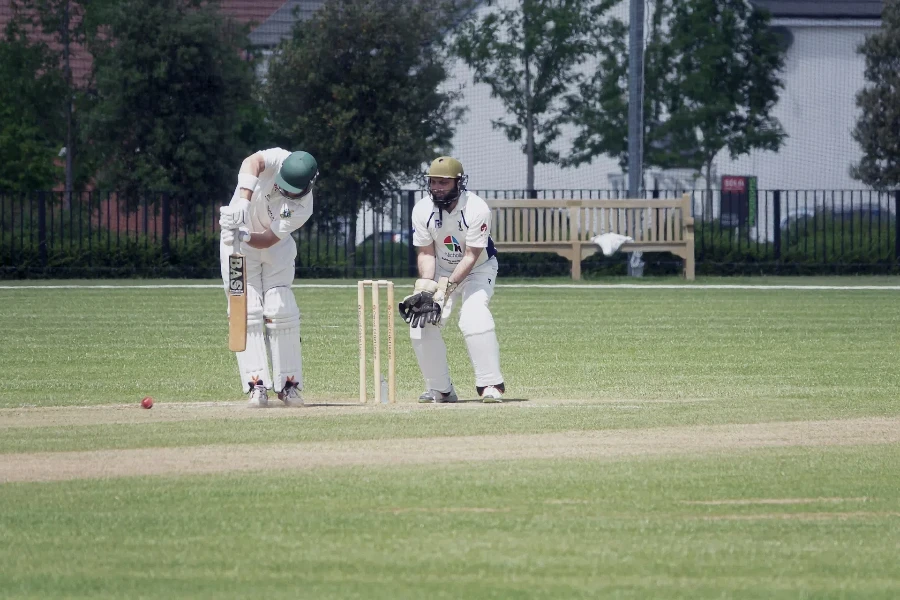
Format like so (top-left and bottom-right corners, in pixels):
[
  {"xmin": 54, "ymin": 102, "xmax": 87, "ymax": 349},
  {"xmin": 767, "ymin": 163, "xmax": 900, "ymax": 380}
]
[{"xmin": 232, "ymin": 228, "xmax": 241, "ymax": 255}]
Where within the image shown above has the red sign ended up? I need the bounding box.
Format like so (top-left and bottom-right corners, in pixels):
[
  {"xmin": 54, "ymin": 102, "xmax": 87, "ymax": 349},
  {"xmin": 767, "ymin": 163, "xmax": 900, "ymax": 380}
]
[{"xmin": 721, "ymin": 176, "xmax": 746, "ymax": 192}]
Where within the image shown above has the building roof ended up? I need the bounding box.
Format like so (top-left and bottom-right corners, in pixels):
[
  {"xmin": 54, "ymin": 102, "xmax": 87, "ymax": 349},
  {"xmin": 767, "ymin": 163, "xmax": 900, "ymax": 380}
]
[
  {"xmin": 245, "ymin": 0, "xmax": 325, "ymax": 47},
  {"xmin": 241, "ymin": 0, "xmax": 479, "ymax": 48},
  {"xmin": 752, "ymin": 0, "xmax": 883, "ymax": 19},
  {"xmin": 217, "ymin": 0, "xmax": 288, "ymax": 24}
]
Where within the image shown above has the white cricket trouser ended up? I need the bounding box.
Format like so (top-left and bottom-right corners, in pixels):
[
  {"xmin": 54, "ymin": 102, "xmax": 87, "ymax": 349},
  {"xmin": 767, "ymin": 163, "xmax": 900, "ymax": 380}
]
[
  {"xmin": 410, "ymin": 256, "xmax": 503, "ymax": 393},
  {"xmin": 219, "ymin": 236, "xmax": 303, "ymax": 393}
]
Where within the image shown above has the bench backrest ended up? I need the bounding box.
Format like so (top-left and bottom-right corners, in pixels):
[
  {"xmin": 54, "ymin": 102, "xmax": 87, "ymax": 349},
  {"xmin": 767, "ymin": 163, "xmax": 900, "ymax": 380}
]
[{"xmin": 485, "ymin": 194, "xmax": 694, "ymax": 245}]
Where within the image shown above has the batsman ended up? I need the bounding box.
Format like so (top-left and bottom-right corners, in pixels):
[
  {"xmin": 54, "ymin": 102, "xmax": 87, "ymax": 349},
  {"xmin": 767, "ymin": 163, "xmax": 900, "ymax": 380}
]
[
  {"xmin": 218, "ymin": 148, "xmax": 318, "ymax": 407},
  {"xmin": 399, "ymin": 156, "xmax": 505, "ymax": 403}
]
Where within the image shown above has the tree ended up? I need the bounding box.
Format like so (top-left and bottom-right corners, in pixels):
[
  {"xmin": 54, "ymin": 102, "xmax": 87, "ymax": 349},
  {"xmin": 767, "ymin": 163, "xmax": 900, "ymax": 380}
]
[
  {"xmin": 851, "ymin": 0, "xmax": 900, "ymax": 190},
  {"xmin": 565, "ymin": 0, "xmax": 676, "ymax": 175},
  {"xmin": 454, "ymin": 0, "xmax": 612, "ymax": 194},
  {"xmin": 0, "ymin": 18, "xmax": 66, "ymax": 191},
  {"xmin": 82, "ymin": 0, "xmax": 259, "ymax": 210},
  {"xmin": 10, "ymin": 0, "xmax": 110, "ymax": 196},
  {"xmin": 569, "ymin": 0, "xmax": 786, "ymax": 210},
  {"xmin": 668, "ymin": 0, "xmax": 786, "ymax": 209},
  {"xmin": 262, "ymin": 0, "xmax": 464, "ymax": 223}
]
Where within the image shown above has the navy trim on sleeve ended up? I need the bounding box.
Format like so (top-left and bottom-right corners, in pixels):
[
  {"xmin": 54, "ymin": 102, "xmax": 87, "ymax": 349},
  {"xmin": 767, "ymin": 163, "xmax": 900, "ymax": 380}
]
[{"xmin": 486, "ymin": 236, "xmax": 497, "ymax": 258}]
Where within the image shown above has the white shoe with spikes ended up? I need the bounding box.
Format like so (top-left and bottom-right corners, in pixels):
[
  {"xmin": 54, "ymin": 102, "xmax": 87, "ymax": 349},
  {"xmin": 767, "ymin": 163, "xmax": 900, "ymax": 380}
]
[
  {"xmin": 480, "ymin": 385, "xmax": 504, "ymax": 403},
  {"xmin": 247, "ymin": 380, "xmax": 269, "ymax": 408},
  {"xmin": 278, "ymin": 380, "xmax": 303, "ymax": 407}
]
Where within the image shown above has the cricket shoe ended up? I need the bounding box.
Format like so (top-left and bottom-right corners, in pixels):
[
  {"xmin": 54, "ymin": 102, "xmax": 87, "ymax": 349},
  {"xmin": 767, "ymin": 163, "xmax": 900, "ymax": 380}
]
[
  {"xmin": 247, "ymin": 378, "xmax": 269, "ymax": 408},
  {"xmin": 418, "ymin": 385, "xmax": 458, "ymax": 403},
  {"xmin": 278, "ymin": 377, "xmax": 303, "ymax": 407},
  {"xmin": 478, "ymin": 383, "xmax": 505, "ymax": 403}
]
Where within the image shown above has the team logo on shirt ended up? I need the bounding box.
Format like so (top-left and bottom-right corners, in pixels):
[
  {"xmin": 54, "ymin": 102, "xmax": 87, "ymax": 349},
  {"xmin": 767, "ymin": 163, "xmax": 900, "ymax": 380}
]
[
  {"xmin": 280, "ymin": 207, "xmax": 292, "ymax": 218},
  {"xmin": 443, "ymin": 236, "xmax": 462, "ymax": 253},
  {"xmin": 480, "ymin": 223, "xmax": 487, "ymax": 232}
]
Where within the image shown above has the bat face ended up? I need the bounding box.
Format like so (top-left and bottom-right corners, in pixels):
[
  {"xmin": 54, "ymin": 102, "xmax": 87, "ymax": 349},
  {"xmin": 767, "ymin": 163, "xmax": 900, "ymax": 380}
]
[
  {"xmin": 228, "ymin": 251, "xmax": 247, "ymax": 352},
  {"xmin": 229, "ymin": 255, "xmax": 245, "ymax": 295}
]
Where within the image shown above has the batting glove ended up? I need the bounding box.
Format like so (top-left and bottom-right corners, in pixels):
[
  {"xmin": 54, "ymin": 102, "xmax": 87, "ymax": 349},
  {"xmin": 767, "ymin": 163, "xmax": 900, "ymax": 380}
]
[
  {"xmin": 221, "ymin": 228, "xmax": 250, "ymax": 247},
  {"xmin": 219, "ymin": 204, "xmax": 249, "ymax": 230}
]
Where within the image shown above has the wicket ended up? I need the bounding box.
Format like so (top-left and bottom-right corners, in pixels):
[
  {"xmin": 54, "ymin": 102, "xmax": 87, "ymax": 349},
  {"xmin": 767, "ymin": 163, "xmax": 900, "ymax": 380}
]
[{"xmin": 357, "ymin": 280, "xmax": 396, "ymax": 403}]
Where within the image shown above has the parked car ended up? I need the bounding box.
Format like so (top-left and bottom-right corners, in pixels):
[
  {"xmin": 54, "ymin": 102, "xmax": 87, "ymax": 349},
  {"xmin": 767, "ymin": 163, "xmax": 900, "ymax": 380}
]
[
  {"xmin": 827, "ymin": 206, "xmax": 885, "ymax": 219},
  {"xmin": 779, "ymin": 206, "xmax": 817, "ymax": 230},
  {"xmin": 357, "ymin": 230, "xmax": 411, "ymax": 246}
]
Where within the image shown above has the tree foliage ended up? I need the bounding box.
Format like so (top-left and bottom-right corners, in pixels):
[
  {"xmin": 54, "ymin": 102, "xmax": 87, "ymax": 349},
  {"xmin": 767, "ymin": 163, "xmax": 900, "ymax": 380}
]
[
  {"xmin": 455, "ymin": 0, "xmax": 611, "ymax": 192},
  {"xmin": 851, "ymin": 0, "xmax": 900, "ymax": 190},
  {"xmin": 666, "ymin": 0, "xmax": 786, "ymax": 178},
  {"xmin": 263, "ymin": 0, "xmax": 464, "ymax": 222},
  {"xmin": 82, "ymin": 0, "xmax": 259, "ymax": 205},
  {"xmin": 10, "ymin": 0, "xmax": 115, "ymax": 193},
  {"xmin": 565, "ymin": 0, "xmax": 674, "ymax": 172},
  {"xmin": 569, "ymin": 0, "xmax": 786, "ymax": 198},
  {"xmin": 0, "ymin": 8, "xmax": 67, "ymax": 191}
]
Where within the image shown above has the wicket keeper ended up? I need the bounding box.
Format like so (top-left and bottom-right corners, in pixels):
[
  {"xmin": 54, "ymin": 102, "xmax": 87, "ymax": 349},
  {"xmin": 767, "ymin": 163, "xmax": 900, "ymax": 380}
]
[{"xmin": 399, "ymin": 157, "xmax": 506, "ymax": 403}]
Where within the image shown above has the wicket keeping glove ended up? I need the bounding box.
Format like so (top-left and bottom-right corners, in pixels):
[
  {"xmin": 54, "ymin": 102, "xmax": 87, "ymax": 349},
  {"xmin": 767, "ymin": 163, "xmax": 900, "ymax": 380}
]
[
  {"xmin": 399, "ymin": 279, "xmax": 439, "ymax": 328},
  {"xmin": 424, "ymin": 277, "xmax": 457, "ymax": 326}
]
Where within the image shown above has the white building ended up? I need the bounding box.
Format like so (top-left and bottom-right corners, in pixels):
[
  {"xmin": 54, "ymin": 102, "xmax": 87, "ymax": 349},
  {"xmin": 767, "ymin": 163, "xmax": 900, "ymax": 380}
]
[
  {"xmin": 449, "ymin": 0, "xmax": 884, "ymax": 194},
  {"xmin": 726, "ymin": 0, "xmax": 883, "ymax": 191}
]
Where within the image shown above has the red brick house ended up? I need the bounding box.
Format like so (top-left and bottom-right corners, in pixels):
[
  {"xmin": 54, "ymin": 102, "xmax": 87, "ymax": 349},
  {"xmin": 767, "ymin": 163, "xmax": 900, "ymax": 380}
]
[{"xmin": 0, "ymin": 0, "xmax": 314, "ymax": 85}]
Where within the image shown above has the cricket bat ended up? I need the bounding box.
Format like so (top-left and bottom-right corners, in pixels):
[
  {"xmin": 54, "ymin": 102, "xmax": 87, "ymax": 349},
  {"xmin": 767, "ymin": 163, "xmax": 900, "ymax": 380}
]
[{"xmin": 227, "ymin": 232, "xmax": 247, "ymax": 352}]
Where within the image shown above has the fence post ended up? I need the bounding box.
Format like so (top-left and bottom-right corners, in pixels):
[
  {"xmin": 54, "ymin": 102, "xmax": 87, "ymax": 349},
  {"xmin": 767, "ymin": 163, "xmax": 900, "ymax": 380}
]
[
  {"xmin": 37, "ymin": 191, "xmax": 48, "ymax": 267},
  {"xmin": 161, "ymin": 192, "xmax": 171, "ymax": 258},
  {"xmin": 407, "ymin": 190, "xmax": 416, "ymax": 277},
  {"xmin": 773, "ymin": 190, "xmax": 781, "ymax": 262},
  {"xmin": 894, "ymin": 190, "xmax": 900, "ymax": 266},
  {"xmin": 142, "ymin": 194, "xmax": 149, "ymax": 251}
]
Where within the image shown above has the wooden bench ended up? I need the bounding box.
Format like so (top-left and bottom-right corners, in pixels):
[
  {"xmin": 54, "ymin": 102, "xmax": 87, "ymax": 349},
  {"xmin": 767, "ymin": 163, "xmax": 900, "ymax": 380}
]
[{"xmin": 486, "ymin": 194, "xmax": 695, "ymax": 280}]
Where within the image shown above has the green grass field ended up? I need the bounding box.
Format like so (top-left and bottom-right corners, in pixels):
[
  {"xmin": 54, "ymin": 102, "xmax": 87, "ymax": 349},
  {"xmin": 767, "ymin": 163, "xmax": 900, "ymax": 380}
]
[{"xmin": 1, "ymin": 277, "xmax": 899, "ymax": 598}]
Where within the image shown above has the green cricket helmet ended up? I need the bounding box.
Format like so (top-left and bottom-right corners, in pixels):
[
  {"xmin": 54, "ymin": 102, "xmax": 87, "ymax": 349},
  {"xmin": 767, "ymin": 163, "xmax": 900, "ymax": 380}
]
[
  {"xmin": 427, "ymin": 156, "xmax": 467, "ymax": 208},
  {"xmin": 275, "ymin": 151, "xmax": 319, "ymax": 198}
]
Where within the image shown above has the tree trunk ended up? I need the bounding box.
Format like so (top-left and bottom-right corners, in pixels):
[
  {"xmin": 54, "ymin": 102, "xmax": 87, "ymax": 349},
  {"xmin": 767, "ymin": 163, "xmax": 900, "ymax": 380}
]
[
  {"xmin": 523, "ymin": 4, "xmax": 535, "ymax": 198},
  {"xmin": 349, "ymin": 210, "xmax": 359, "ymax": 278},
  {"xmin": 525, "ymin": 88, "xmax": 535, "ymax": 197},
  {"xmin": 62, "ymin": 0, "xmax": 74, "ymax": 208}
]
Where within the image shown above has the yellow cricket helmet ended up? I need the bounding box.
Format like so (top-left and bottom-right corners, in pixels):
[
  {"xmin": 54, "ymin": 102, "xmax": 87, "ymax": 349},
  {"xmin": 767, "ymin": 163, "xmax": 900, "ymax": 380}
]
[
  {"xmin": 427, "ymin": 156, "xmax": 464, "ymax": 179},
  {"xmin": 426, "ymin": 156, "xmax": 467, "ymax": 208}
]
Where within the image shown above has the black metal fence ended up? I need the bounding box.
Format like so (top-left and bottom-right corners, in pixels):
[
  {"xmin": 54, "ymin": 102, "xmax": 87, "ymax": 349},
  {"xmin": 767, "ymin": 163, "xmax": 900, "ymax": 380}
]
[
  {"xmin": 690, "ymin": 188, "xmax": 900, "ymax": 275},
  {"xmin": 1, "ymin": 188, "xmax": 898, "ymax": 278}
]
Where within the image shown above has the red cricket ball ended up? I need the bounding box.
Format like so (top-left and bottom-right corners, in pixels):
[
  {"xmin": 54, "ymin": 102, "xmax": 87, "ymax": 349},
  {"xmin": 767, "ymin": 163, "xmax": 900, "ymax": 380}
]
[{"xmin": 141, "ymin": 396, "xmax": 154, "ymax": 409}]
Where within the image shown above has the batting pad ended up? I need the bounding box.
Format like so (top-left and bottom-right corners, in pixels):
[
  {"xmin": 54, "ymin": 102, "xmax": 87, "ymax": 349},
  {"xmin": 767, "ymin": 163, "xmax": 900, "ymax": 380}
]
[
  {"xmin": 410, "ymin": 324, "xmax": 452, "ymax": 393},
  {"xmin": 465, "ymin": 330, "xmax": 503, "ymax": 387},
  {"xmin": 456, "ymin": 287, "xmax": 496, "ymax": 337},
  {"xmin": 264, "ymin": 286, "xmax": 303, "ymax": 393},
  {"xmin": 236, "ymin": 289, "xmax": 271, "ymax": 392}
]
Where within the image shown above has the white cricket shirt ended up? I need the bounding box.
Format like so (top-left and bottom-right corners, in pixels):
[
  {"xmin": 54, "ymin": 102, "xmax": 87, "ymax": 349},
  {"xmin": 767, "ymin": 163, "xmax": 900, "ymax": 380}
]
[
  {"xmin": 411, "ymin": 191, "xmax": 497, "ymax": 273},
  {"xmin": 246, "ymin": 147, "xmax": 314, "ymax": 239}
]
